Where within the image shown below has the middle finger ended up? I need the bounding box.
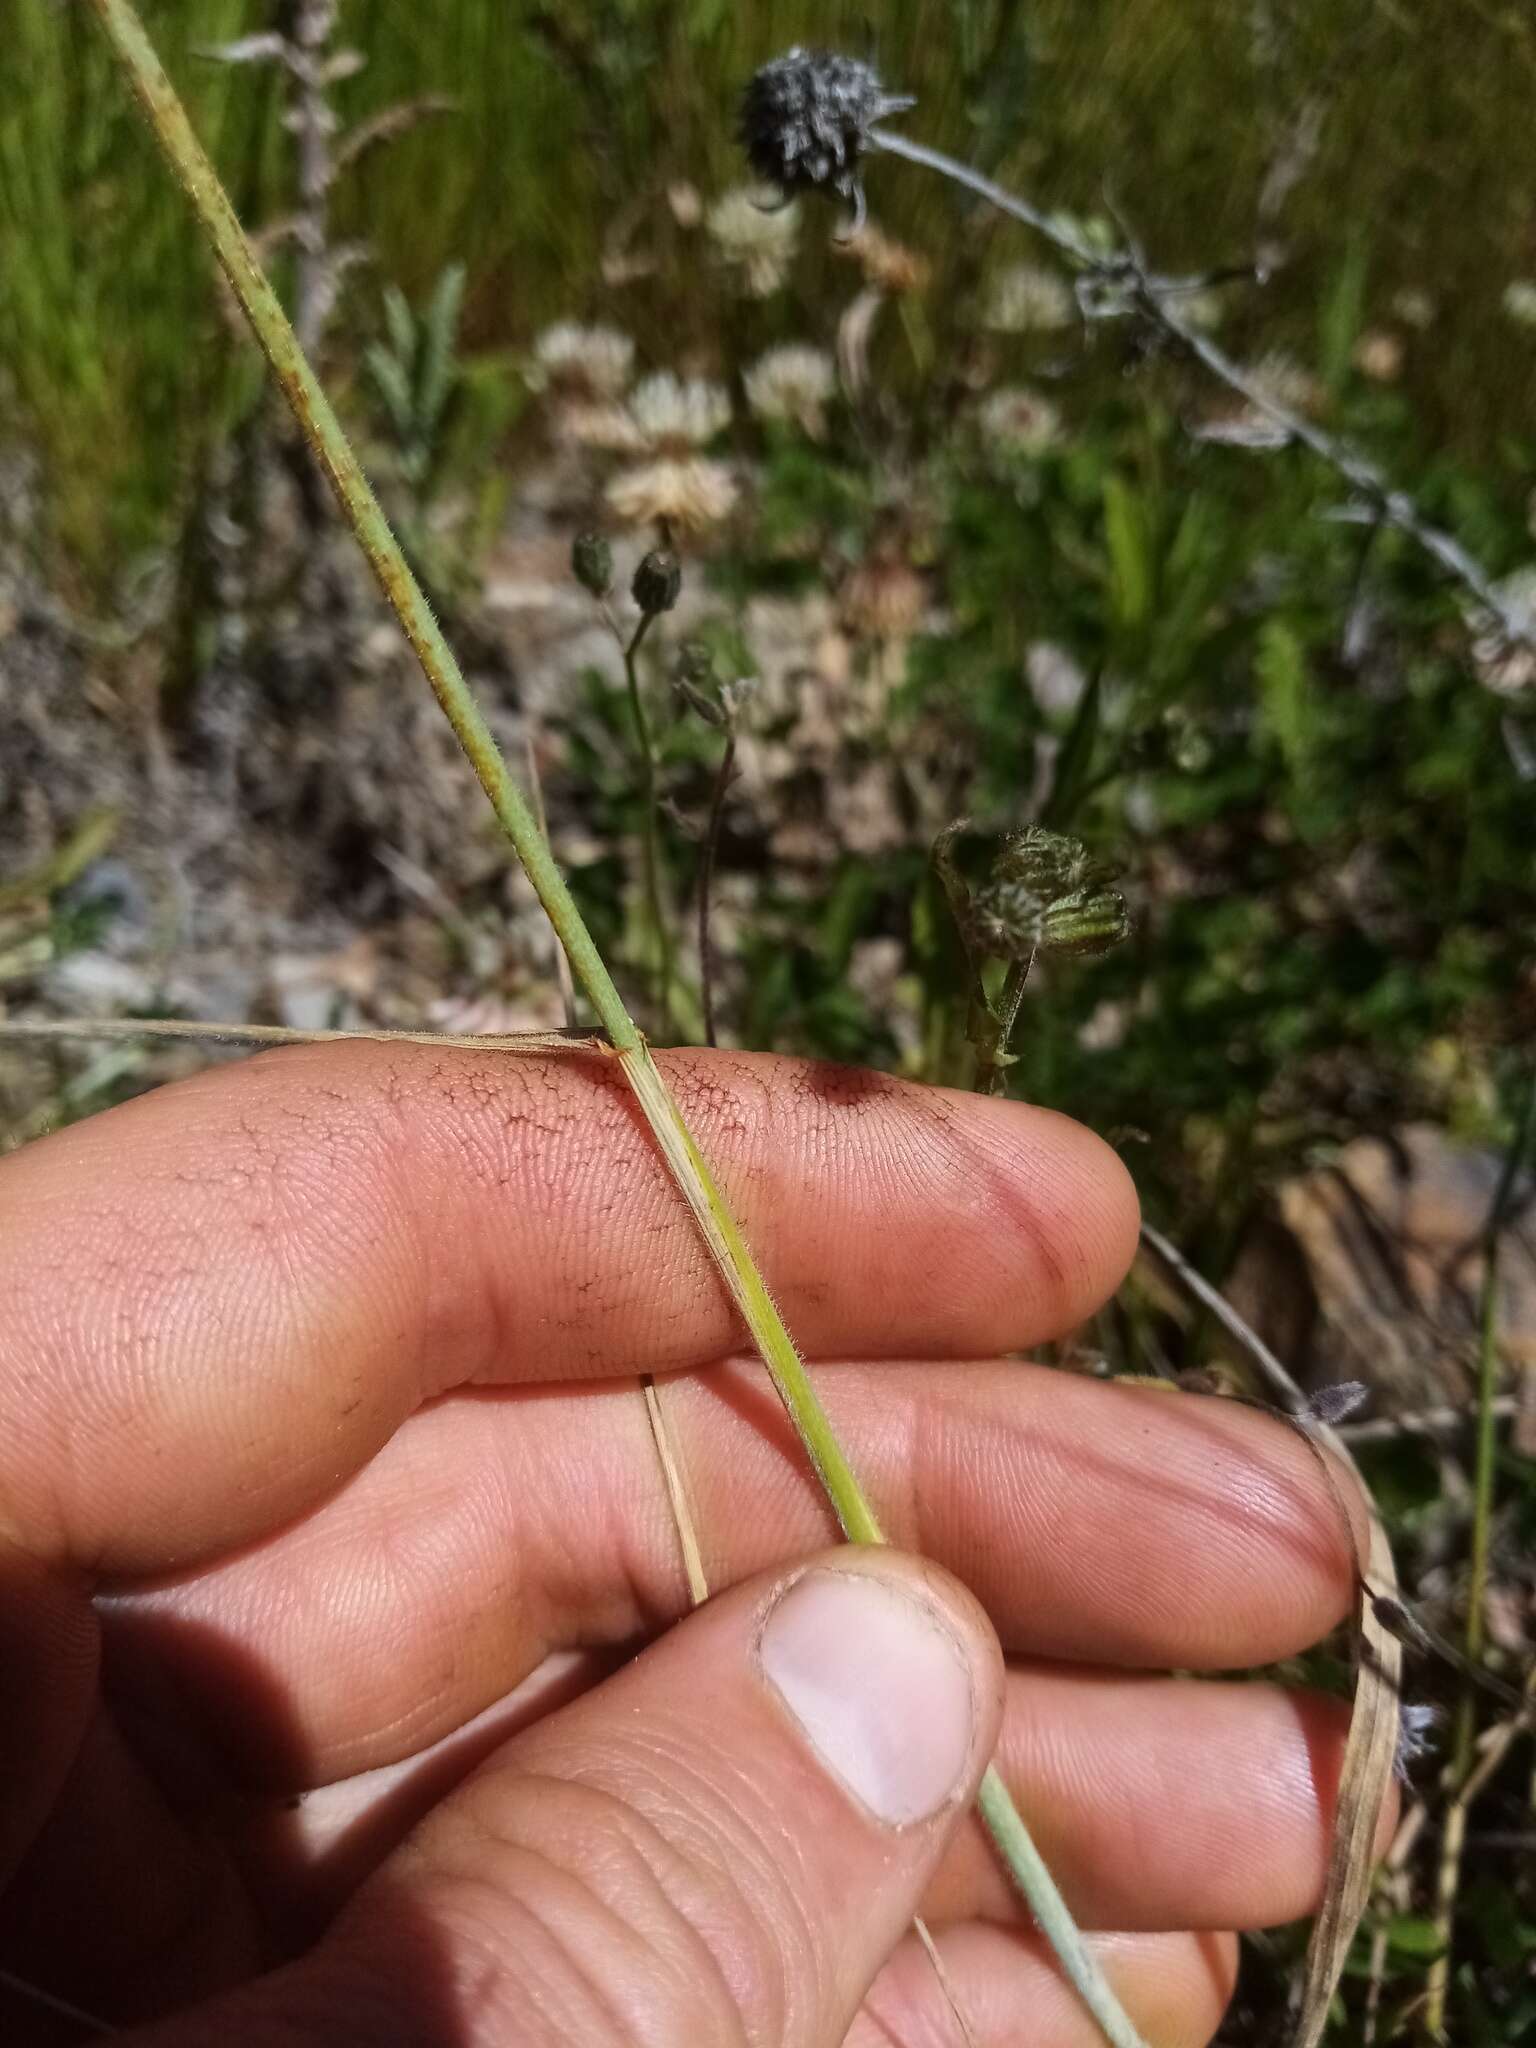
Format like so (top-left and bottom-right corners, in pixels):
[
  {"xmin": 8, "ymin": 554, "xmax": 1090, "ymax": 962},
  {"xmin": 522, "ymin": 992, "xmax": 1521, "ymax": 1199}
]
[{"xmin": 103, "ymin": 1361, "xmax": 1361, "ymax": 1783}]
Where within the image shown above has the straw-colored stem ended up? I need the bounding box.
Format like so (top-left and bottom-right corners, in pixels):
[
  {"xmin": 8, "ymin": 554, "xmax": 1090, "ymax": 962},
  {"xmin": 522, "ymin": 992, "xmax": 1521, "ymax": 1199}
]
[{"xmin": 83, "ymin": 7, "xmax": 1144, "ymax": 2040}]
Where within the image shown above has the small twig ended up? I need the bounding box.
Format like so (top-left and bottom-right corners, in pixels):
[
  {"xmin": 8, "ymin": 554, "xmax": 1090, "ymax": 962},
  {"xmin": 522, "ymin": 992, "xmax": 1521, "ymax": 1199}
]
[
  {"xmin": 911, "ymin": 1917, "xmax": 981, "ymax": 2048},
  {"xmin": 1137, "ymin": 1221, "xmax": 1308, "ymax": 1413},
  {"xmin": 640, "ymin": 1378, "xmax": 709, "ymax": 1607},
  {"xmin": 1337, "ymin": 1396, "xmax": 1520, "ymax": 1446},
  {"xmin": 867, "ymin": 126, "xmax": 1532, "ymax": 650}
]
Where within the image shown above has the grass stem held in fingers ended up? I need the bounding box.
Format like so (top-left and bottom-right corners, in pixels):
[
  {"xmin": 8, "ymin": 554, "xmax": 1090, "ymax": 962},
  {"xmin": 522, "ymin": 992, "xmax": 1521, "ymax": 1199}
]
[{"xmin": 84, "ymin": 9, "xmax": 1147, "ymax": 2039}]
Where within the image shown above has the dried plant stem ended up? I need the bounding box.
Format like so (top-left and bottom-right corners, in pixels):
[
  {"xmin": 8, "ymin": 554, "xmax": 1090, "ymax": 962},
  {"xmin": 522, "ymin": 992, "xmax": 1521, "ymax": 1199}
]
[
  {"xmin": 1338, "ymin": 1396, "xmax": 1520, "ymax": 1447},
  {"xmin": 1424, "ymin": 1071, "xmax": 1536, "ymax": 2035},
  {"xmin": 84, "ymin": 11, "xmax": 1143, "ymax": 2042},
  {"xmin": 621, "ymin": 613, "xmax": 675, "ymax": 1035},
  {"xmin": 641, "ymin": 1377, "xmax": 709, "ymax": 1607},
  {"xmin": 636, "ymin": 1375, "xmax": 977, "ymax": 2046},
  {"xmin": 867, "ymin": 126, "xmax": 1530, "ymax": 649},
  {"xmin": 1137, "ymin": 1221, "xmax": 1401, "ymax": 2048},
  {"xmin": 0, "ymin": 1017, "xmax": 605, "ymax": 1057},
  {"xmin": 698, "ymin": 729, "xmax": 736, "ymax": 1048}
]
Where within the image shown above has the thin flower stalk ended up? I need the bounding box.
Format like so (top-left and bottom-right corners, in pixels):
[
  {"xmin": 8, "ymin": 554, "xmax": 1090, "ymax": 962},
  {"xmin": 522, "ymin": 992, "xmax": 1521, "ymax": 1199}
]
[{"xmin": 864, "ymin": 122, "xmax": 1533, "ymax": 650}]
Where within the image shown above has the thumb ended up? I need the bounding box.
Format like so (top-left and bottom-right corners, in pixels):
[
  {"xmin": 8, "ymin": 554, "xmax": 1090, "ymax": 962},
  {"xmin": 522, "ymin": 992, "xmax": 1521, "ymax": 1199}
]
[{"xmin": 135, "ymin": 1550, "xmax": 1003, "ymax": 2048}]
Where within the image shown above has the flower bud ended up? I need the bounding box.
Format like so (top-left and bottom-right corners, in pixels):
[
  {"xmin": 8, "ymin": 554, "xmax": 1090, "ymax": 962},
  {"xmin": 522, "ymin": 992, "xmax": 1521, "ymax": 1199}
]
[
  {"xmin": 962, "ymin": 826, "xmax": 1130, "ymax": 962},
  {"xmin": 1038, "ymin": 886, "xmax": 1131, "ymax": 957},
  {"xmin": 632, "ymin": 547, "xmax": 682, "ymax": 617},
  {"xmin": 570, "ymin": 531, "xmax": 613, "ymax": 599},
  {"xmin": 739, "ymin": 47, "xmax": 914, "ymax": 210}
]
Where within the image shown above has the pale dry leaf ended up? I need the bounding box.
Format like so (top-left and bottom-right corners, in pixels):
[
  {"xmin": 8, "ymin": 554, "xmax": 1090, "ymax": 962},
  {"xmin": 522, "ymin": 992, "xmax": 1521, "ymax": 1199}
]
[{"xmin": 1292, "ymin": 1494, "xmax": 1401, "ymax": 2048}]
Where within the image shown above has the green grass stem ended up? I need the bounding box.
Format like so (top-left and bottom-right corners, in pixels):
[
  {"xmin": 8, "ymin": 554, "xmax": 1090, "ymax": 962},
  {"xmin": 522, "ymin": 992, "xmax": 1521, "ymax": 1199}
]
[{"xmin": 81, "ymin": 6, "xmax": 1145, "ymax": 2040}]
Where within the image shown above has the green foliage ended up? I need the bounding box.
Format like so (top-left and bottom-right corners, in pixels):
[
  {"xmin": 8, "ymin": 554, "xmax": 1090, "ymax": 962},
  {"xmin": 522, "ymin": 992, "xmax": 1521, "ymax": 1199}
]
[
  {"xmin": 365, "ymin": 264, "xmax": 468, "ymax": 501},
  {"xmin": 8, "ymin": 0, "xmax": 1536, "ymax": 589}
]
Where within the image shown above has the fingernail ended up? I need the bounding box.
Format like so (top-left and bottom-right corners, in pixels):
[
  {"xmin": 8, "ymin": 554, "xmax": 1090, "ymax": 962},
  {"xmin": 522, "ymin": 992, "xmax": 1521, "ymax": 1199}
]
[{"xmin": 757, "ymin": 1568, "xmax": 976, "ymax": 1827}]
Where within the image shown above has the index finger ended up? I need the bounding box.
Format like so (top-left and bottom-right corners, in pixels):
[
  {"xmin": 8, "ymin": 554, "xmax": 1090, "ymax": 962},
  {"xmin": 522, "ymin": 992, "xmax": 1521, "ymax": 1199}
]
[{"xmin": 0, "ymin": 1043, "xmax": 1138, "ymax": 1575}]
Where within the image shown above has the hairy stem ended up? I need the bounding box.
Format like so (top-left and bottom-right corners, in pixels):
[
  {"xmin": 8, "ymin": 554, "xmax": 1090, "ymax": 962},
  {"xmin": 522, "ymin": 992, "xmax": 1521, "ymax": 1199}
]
[
  {"xmin": 86, "ymin": 0, "xmax": 876, "ymax": 1543},
  {"xmin": 83, "ymin": 9, "xmax": 1145, "ymax": 2040}
]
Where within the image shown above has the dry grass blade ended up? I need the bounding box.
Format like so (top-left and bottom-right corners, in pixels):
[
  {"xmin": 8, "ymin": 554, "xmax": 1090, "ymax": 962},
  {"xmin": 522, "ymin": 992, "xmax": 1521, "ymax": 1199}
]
[
  {"xmin": 1137, "ymin": 1224, "xmax": 1401, "ymax": 2046},
  {"xmin": 640, "ymin": 1377, "xmax": 710, "ymax": 1608},
  {"xmin": 1294, "ymin": 1512, "xmax": 1401, "ymax": 2048},
  {"xmin": 0, "ymin": 1016, "xmax": 608, "ymax": 1057}
]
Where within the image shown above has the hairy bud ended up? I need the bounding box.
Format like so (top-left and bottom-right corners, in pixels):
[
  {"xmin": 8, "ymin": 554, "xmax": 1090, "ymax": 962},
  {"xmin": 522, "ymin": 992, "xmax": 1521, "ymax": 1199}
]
[
  {"xmin": 632, "ymin": 548, "xmax": 682, "ymax": 617},
  {"xmin": 570, "ymin": 530, "xmax": 614, "ymax": 600},
  {"xmin": 739, "ymin": 47, "xmax": 913, "ymax": 212},
  {"xmin": 1037, "ymin": 886, "xmax": 1133, "ymax": 957},
  {"xmin": 947, "ymin": 824, "xmax": 1131, "ymax": 963}
]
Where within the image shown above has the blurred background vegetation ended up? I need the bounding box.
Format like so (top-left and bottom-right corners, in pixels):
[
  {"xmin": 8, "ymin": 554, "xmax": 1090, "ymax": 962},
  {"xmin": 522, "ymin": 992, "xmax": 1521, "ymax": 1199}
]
[
  {"xmin": 6, "ymin": 0, "xmax": 1536, "ymax": 572},
  {"xmin": 3, "ymin": 4, "xmax": 1536, "ymax": 2039}
]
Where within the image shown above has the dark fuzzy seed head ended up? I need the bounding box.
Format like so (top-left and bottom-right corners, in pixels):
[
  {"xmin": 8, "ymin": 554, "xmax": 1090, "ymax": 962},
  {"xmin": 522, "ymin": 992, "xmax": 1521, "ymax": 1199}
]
[
  {"xmin": 739, "ymin": 46, "xmax": 912, "ymax": 203},
  {"xmin": 632, "ymin": 548, "xmax": 682, "ymax": 617},
  {"xmin": 571, "ymin": 531, "xmax": 614, "ymax": 600}
]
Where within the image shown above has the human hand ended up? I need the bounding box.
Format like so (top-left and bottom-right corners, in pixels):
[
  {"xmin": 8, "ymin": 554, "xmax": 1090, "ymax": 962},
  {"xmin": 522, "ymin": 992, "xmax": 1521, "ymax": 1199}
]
[{"xmin": 0, "ymin": 1045, "xmax": 1376, "ymax": 2045}]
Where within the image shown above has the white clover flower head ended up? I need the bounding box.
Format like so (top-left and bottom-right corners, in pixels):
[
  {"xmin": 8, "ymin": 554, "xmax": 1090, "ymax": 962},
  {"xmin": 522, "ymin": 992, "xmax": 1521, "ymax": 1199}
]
[
  {"xmin": 553, "ymin": 401, "xmax": 648, "ymax": 455},
  {"xmin": 528, "ymin": 322, "xmax": 634, "ymax": 401},
  {"xmin": 1467, "ymin": 565, "xmax": 1536, "ymax": 697},
  {"xmin": 1502, "ymin": 279, "xmax": 1536, "ymax": 328},
  {"xmin": 705, "ymin": 184, "xmax": 801, "ymax": 296},
  {"xmin": 627, "ymin": 372, "xmax": 732, "ymax": 455},
  {"xmin": 605, "ymin": 457, "xmax": 739, "ymax": 533},
  {"xmin": 978, "ymin": 385, "xmax": 1063, "ymax": 456},
  {"xmin": 1195, "ymin": 351, "xmax": 1321, "ymax": 448},
  {"xmin": 1392, "ymin": 287, "xmax": 1435, "ymax": 331},
  {"xmin": 1253, "ymin": 352, "xmax": 1321, "ymax": 411},
  {"xmin": 1353, "ymin": 329, "xmax": 1404, "ymax": 383},
  {"xmin": 743, "ymin": 344, "xmax": 837, "ymax": 437},
  {"xmin": 985, "ymin": 262, "xmax": 1075, "ymax": 334}
]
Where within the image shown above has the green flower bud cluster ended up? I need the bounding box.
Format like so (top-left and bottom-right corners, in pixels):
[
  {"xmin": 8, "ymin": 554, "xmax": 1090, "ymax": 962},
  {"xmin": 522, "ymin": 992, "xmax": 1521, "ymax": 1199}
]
[{"xmin": 966, "ymin": 827, "xmax": 1129, "ymax": 961}]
